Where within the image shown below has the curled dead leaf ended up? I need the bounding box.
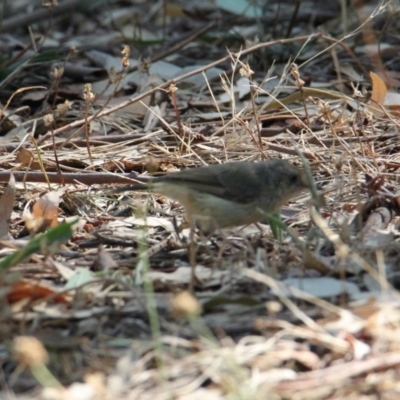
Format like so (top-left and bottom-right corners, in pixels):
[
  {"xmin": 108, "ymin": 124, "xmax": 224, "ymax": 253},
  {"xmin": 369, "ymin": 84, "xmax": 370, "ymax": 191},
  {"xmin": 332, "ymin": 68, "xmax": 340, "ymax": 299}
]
[{"xmin": 25, "ymin": 188, "xmax": 67, "ymax": 233}]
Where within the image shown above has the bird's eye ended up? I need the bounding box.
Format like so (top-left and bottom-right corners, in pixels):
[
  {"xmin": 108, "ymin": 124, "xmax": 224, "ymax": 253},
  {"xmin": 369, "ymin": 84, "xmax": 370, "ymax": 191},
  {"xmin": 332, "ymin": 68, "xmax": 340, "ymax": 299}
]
[{"xmin": 289, "ymin": 174, "xmax": 298, "ymax": 184}]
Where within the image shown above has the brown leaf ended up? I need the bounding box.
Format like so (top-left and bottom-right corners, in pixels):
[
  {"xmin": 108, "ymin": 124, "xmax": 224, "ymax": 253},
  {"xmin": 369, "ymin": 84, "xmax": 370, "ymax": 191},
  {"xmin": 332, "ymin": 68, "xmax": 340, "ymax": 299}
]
[
  {"xmin": 28, "ymin": 188, "xmax": 67, "ymax": 232},
  {"xmin": 16, "ymin": 147, "xmax": 34, "ymax": 164},
  {"xmin": 369, "ymin": 72, "xmax": 387, "ymax": 115},
  {"xmin": 15, "ymin": 147, "xmax": 43, "ymax": 170},
  {"xmin": 7, "ymin": 281, "xmax": 69, "ymax": 304}
]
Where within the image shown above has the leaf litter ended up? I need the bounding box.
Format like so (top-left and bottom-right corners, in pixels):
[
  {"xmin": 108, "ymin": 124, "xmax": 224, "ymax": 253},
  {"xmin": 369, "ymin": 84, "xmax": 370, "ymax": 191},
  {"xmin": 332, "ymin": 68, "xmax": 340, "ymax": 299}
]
[{"xmin": 1, "ymin": 1, "xmax": 400, "ymax": 399}]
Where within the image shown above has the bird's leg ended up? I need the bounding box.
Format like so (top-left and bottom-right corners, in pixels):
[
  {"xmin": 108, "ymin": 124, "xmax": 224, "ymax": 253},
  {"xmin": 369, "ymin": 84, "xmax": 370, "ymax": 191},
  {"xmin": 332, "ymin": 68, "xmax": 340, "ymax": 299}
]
[
  {"xmin": 188, "ymin": 220, "xmax": 200, "ymax": 293},
  {"xmin": 172, "ymin": 215, "xmax": 185, "ymax": 243},
  {"xmin": 254, "ymin": 222, "xmax": 267, "ymax": 233},
  {"xmin": 214, "ymin": 233, "xmax": 228, "ymax": 270}
]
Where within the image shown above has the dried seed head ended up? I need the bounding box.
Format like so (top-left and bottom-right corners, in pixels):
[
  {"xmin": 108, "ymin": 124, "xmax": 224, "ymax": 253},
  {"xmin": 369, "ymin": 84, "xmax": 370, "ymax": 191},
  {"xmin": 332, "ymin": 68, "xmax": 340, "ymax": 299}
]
[
  {"xmin": 51, "ymin": 65, "xmax": 64, "ymax": 81},
  {"xmin": 83, "ymin": 84, "xmax": 95, "ymax": 103},
  {"xmin": 170, "ymin": 291, "xmax": 202, "ymax": 320},
  {"xmin": 42, "ymin": 0, "xmax": 58, "ymax": 8},
  {"xmin": 13, "ymin": 336, "xmax": 49, "ymax": 367},
  {"xmin": 43, "ymin": 114, "xmax": 54, "ymax": 126},
  {"xmin": 121, "ymin": 45, "xmax": 130, "ymax": 68}
]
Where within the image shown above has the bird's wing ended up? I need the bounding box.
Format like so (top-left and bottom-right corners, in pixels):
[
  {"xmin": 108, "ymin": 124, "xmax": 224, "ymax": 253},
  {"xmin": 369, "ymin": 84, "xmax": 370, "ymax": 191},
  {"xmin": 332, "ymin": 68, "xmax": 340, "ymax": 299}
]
[{"xmin": 160, "ymin": 162, "xmax": 262, "ymax": 203}]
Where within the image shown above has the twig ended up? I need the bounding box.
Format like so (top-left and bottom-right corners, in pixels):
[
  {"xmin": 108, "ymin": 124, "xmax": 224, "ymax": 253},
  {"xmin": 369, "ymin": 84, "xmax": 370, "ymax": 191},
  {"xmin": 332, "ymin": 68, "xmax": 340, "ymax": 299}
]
[{"xmin": 37, "ymin": 34, "xmax": 320, "ymax": 144}]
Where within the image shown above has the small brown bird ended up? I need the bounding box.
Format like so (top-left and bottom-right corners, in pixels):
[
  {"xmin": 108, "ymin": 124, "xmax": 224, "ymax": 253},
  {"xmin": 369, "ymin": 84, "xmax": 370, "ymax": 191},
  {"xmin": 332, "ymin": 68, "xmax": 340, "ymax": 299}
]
[{"xmin": 113, "ymin": 159, "xmax": 309, "ymax": 234}]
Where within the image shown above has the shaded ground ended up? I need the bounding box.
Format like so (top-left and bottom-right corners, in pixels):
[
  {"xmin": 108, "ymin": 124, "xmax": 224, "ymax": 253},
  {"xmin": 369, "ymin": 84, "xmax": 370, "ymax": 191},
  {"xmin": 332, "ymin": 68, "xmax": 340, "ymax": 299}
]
[{"xmin": 1, "ymin": 0, "xmax": 400, "ymax": 399}]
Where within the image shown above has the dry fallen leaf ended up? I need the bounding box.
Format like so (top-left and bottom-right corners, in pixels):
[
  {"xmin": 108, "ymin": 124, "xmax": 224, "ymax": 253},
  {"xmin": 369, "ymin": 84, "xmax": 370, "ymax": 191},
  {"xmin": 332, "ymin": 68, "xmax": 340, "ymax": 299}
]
[
  {"xmin": 369, "ymin": 71, "xmax": 387, "ymax": 116},
  {"xmin": 25, "ymin": 188, "xmax": 67, "ymax": 233},
  {"xmin": 7, "ymin": 281, "xmax": 69, "ymax": 304},
  {"xmin": 15, "ymin": 147, "xmax": 42, "ymax": 170}
]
